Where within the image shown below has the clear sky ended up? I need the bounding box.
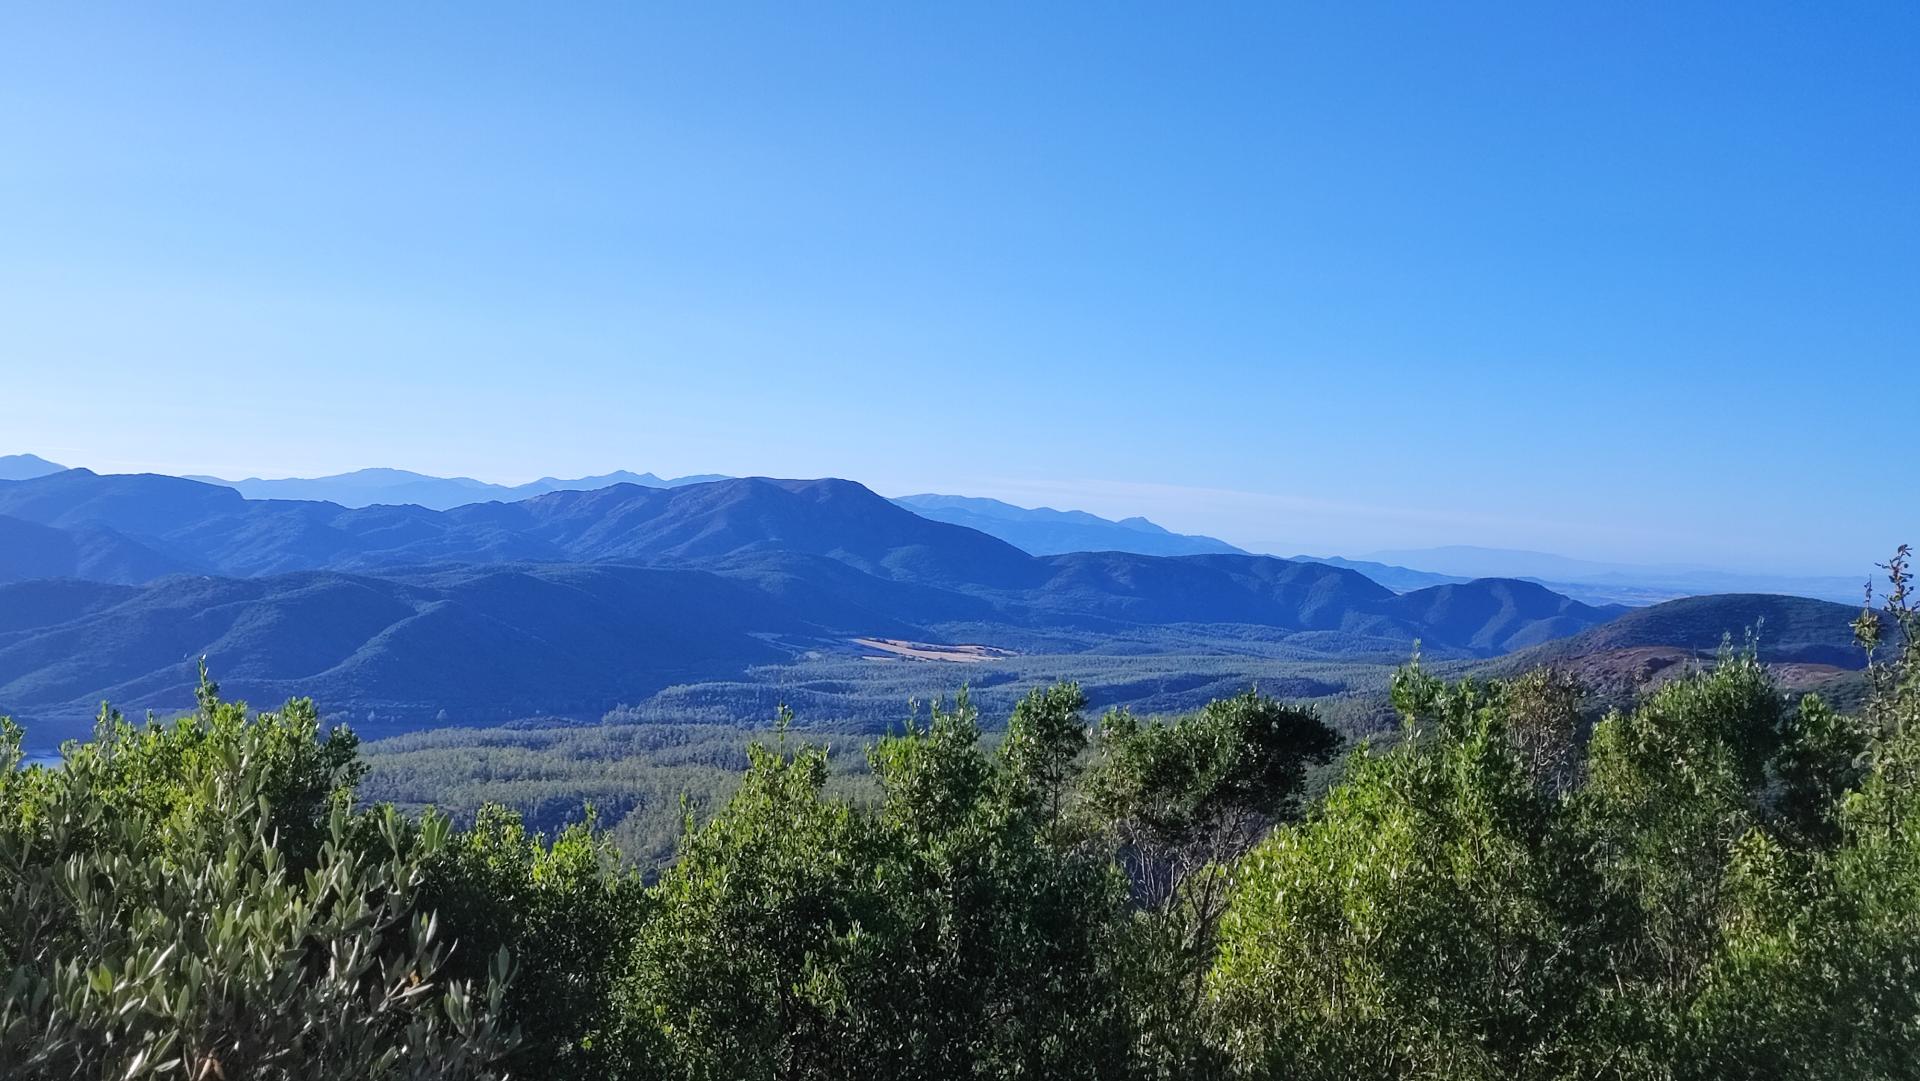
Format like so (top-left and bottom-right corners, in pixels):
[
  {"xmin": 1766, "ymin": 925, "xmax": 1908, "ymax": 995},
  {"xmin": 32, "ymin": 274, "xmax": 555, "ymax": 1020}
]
[{"xmin": 2, "ymin": 5, "xmax": 1913, "ymax": 574}]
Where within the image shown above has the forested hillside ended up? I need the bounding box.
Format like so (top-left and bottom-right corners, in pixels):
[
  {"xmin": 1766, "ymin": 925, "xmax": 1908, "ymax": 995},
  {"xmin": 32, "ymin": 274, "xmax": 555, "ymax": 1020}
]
[{"xmin": 2, "ymin": 549, "xmax": 1914, "ymax": 1079}]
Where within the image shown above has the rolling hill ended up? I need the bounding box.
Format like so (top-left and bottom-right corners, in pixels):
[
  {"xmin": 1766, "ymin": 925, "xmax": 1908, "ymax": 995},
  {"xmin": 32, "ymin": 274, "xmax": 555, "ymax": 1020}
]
[
  {"xmin": 1484, "ymin": 592, "xmax": 1887, "ymax": 704},
  {"xmin": 1503, "ymin": 593, "xmax": 1875, "ymax": 669}
]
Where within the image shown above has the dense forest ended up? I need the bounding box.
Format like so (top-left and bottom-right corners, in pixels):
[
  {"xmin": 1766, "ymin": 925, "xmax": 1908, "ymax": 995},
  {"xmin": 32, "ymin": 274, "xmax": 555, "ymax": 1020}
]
[{"xmin": 1, "ymin": 549, "xmax": 1915, "ymax": 1079}]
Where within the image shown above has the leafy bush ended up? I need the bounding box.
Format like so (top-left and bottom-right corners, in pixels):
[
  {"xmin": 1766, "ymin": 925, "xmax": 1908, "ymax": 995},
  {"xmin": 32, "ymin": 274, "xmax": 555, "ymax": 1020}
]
[{"xmin": 0, "ymin": 681, "xmax": 513, "ymax": 1079}]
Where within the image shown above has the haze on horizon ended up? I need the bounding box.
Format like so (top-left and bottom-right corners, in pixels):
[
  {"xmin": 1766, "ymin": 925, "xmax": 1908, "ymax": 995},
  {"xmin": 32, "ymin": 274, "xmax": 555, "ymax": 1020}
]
[{"xmin": 2, "ymin": 5, "xmax": 1913, "ymax": 576}]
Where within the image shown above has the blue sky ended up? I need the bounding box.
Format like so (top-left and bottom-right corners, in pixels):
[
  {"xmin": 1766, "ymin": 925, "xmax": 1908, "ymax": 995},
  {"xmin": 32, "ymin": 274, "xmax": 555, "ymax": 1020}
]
[{"xmin": 1, "ymin": 4, "xmax": 1913, "ymax": 574}]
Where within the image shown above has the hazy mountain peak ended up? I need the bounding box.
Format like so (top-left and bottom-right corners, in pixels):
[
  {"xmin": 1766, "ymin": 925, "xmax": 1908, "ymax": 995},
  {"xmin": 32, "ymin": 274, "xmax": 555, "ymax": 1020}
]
[
  {"xmin": 187, "ymin": 466, "xmax": 735, "ymax": 510},
  {"xmin": 0, "ymin": 454, "xmax": 68, "ymax": 481},
  {"xmin": 1364, "ymin": 545, "xmax": 1866, "ymax": 605},
  {"xmin": 892, "ymin": 493, "xmax": 1245, "ymax": 558}
]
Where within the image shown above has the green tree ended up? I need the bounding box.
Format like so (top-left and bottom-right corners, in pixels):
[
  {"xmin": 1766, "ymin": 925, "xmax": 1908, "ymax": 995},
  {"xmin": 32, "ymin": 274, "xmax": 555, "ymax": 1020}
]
[
  {"xmin": 622, "ymin": 730, "xmax": 886, "ymax": 1081},
  {"xmin": 1574, "ymin": 642, "xmax": 1786, "ymax": 1054},
  {"xmin": 419, "ymin": 804, "xmax": 648, "ymax": 1080},
  {"xmin": 1209, "ymin": 667, "xmax": 1590, "ymax": 1080},
  {"xmin": 999, "ymin": 681, "xmax": 1090, "ymax": 832},
  {"xmin": 867, "ymin": 690, "xmax": 1133, "ymax": 1081},
  {"xmin": 622, "ymin": 689, "xmax": 1136, "ymax": 1080},
  {"xmin": 0, "ymin": 697, "xmax": 513, "ymax": 1079},
  {"xmin": 1082, "ymin": 690, "xmax": 1338, "ymax": 1077},
  {"xmin": 1683, "ymin": 547, "xmax": 1920, "ymax": 1078}
]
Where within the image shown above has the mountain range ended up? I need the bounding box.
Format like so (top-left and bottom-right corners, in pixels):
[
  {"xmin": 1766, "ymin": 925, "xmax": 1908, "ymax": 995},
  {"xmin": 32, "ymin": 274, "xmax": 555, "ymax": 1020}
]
[
  {"xmin": 1366, "ymin": 545, "xmax": 1868, "ymax": 606},
  {"xmin": 0, "ymin": 459, "xmax": 1884, "ymax": 750},
  {"xmin": 0, "ymin": 468, "xmax": 1641, "ymax": 742},
  {"xmin": 889, "ymin": 494, "xmax": 1246, "ymax": 558},
  {"xmin": 13, "ymin": 458, "xmax": 1868, "ymax": 604},
  {"xmin": 185, "ymin": 466, "xmax": 731, "ymax": 510},
  {"xmin": 189, "ymin": 467, "xmax": 1254, "ymax": 560}
]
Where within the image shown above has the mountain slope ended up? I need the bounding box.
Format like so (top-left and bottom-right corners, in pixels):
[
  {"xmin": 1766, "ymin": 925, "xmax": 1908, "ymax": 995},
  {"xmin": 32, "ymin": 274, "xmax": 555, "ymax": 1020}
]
[
  {"xmin": 447, "ymin": 478, "xmax": 1046, "ymax": 588},
  {"xmin": 1381, "ymin": 578, "xmax": 1626, "ymax": 654},
  {"xmin": 0, "ymin": 515, "xmax": 196, "ymax": 585},
  {"xmin": 0, "ymin": 565, "xmax": 812, "ymax": 744},
  {"xmin": 0, "ymin": 469, "xmax": 251, "ymax": 536},
  {"xmin": 0, "ymin": 552, "xmax": 1627, "ymax": 743},
  {"xmin": 893, "ymin": 494, "xmax": 1245, "ymax": 557}
]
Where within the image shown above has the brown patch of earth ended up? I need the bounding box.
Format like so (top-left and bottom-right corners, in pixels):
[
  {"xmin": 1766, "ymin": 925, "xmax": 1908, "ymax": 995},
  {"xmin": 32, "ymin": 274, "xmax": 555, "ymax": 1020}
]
[
  {"xmin": 1766, "ymin": 662, "xmax": 1852, "ymax": 691},
  {"xmin": 852, "ymin": 638, "xmax": 1016, "ymax": 663},
  {"xmin": 1552, "ymin": 647, "xmax": 1855, "ymax": 697}
]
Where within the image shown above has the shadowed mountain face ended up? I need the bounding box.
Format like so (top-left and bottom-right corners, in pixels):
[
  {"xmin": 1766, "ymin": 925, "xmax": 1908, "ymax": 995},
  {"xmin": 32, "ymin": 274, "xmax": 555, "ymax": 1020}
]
[
  {"xmin": 0, "ymin": 566, "xmax": 807, "ymax": 743},
  {"xmin": 892, "ymin": 493, "xmax": 1246, "ymax": 558},
  {"xmin": 1379, "ymin": 578, "xmax": 1629, "ymax": 654},
  {"xmin": 0, "ymin": 469, "xmax": 1632, "ymax": 741},
  {"xmin": 0, "ymin": 515, "xmax": 195, "ymax": 586}
]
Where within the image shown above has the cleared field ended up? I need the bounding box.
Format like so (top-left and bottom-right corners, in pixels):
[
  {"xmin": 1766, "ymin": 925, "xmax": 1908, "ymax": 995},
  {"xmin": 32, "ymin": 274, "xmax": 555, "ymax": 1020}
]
[{"xmin": 851, "ymin": 637, "xmax": 1018, "ymax": 662}]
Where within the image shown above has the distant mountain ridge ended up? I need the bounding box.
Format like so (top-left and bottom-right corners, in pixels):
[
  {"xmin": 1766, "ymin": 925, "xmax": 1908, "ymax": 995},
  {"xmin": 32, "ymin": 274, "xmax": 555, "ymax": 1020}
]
[
  {"xmin": 1289, "ymin": 554, "xmax": 1466, "ymax": 593},
  {"xmin": 6, "ymin": 455, "xmax": 1869, "ymax": 605},
  {"xmin": 0, "ymin": 470, "xmax": 1042, "ymax": 587},
  {"xmin": 0, "ymin": 454, "xmax": 66, "ymax": 481},
  {"xmin": 183, "ymin": 466, "xmax": 731, "ymax": 510},
  {"xmin": 1370, "ymin": 545, "xmax": 1867, "ymax": 606},
  {"xmin": 10, "ymin": 454, "xmax": 1250, "ymax": 561},
  {"xmin": 891, "ymin": 493, "xmax": 1246, "ymax": 557}
]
